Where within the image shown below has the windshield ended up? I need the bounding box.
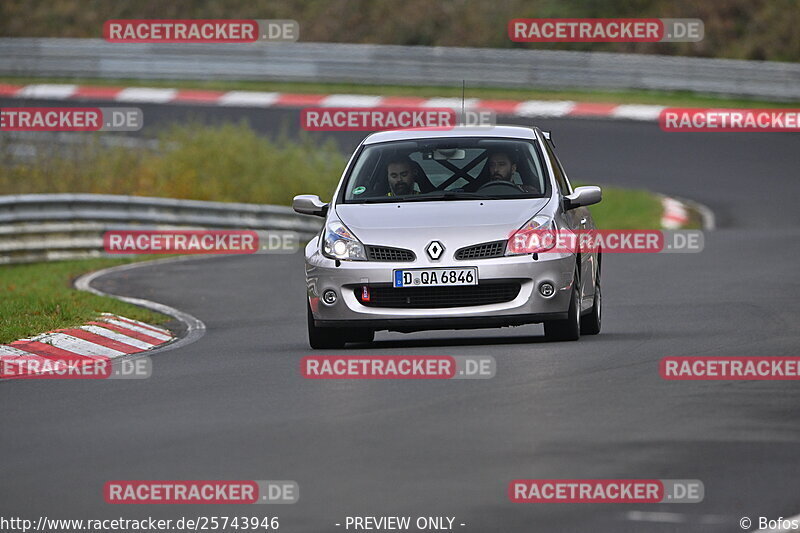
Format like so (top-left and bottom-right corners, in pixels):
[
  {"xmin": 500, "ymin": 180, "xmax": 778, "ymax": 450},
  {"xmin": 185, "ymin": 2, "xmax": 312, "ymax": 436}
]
[{"xmin": 340, "ymin": 138, "xmax": 550, "ymax": 203}]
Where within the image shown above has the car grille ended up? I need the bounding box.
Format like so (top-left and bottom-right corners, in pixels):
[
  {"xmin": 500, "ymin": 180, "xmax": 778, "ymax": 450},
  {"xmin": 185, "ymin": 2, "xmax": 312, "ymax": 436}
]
[
  {"xmin": 455, "ymin": 240, "xmax": 506, "ymax": 260},
  {"xmin": 356, "ymin": 282, "xmax": 520, "ymax": 308},
  {"xmin": 365, "ymin": 245, "xmax": 416, "ymax": 262}
]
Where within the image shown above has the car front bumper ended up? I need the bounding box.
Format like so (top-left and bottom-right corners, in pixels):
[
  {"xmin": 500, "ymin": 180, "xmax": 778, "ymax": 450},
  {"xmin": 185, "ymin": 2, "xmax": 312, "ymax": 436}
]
[{"xmin": 306, "ymin": 242, "xmax": 576, "ymax": 332}]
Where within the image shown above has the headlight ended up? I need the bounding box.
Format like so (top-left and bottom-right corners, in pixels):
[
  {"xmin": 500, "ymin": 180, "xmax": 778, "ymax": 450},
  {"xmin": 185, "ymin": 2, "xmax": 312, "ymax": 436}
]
[
  {"xmin": 506, "ymin": 214, "xmax": 556, "ymax": 255},
  {"xmin": 322, "ymin": 218, "xmax": 367, "ymax": 261}
]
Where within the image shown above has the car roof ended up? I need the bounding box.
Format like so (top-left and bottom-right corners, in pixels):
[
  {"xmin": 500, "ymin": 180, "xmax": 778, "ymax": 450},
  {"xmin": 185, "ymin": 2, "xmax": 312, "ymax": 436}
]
[{"xmin": 362, "ymin": 125, "xmax": 539, "ymax": 145}]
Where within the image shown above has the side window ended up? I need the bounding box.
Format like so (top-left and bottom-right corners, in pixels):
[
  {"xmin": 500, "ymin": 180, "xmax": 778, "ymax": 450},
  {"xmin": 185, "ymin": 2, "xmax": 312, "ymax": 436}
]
[{"xmin": 544, "ymin": 140, "xmax": 572, "ymax": 196}]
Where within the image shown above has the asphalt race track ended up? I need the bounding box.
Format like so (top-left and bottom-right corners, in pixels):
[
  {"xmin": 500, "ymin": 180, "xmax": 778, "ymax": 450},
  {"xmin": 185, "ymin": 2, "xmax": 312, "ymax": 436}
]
[{"xmin": 1, "ymin": 101, "xmax": 799, "ymax": 532}]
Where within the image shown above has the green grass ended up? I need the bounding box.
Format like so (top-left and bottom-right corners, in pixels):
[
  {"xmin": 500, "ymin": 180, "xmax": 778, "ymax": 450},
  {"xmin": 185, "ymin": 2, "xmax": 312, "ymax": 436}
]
[
  {"xmin": 0, "ymin": 258, "xmax": 170, "ymax": 344},
  {"xmin": 2, "ymin": 75, "xmax": 798, "ymax": 109},
  {"xmin": 585, "ymin": 185, "xmax": 664, "ymax": 230},
  {"xmin": 0, "ymin": 122, "xmax": 344, "ymax": 206}
]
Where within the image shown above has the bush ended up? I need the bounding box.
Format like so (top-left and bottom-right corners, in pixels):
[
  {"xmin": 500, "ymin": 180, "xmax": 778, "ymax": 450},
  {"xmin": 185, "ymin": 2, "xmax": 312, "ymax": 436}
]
[{"xmin": 0, "ymin": 122, "xmax": 347, "ymax": 205}]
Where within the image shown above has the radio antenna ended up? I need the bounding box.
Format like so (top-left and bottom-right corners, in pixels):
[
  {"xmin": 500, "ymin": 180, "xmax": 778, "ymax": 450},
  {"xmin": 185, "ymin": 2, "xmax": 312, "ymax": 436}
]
[{"xmin": 461, "ymin": 80, "xmax": 466, "ymax": 122}]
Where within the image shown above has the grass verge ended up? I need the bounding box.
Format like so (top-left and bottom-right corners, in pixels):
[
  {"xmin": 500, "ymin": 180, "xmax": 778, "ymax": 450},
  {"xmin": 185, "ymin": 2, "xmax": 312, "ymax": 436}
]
[
  {"xmin": 0, "ymin": 258, "xmax": 171, "ymax": 344},
  {"xmin": 584, "ymin": 184, "xmax": 664, "ymax": 230},
  {"xmin": 2, "ymin": 76, "xmax": 798, "ymax": 109},
  {"xmin": 0, "ymin": 122, "xmax": 344, "ymax": 206}
]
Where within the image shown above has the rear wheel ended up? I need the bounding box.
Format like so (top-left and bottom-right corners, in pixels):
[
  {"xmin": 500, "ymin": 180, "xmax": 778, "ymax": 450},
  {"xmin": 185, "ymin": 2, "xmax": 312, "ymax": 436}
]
[
  {"xmin": 307, "ymin": 301, "xmax": 347, "ymax": 349},
  {"xmin": 543, "ymin": 267, "xmax": 581, "ymax": 342},
  {"xmin": 581, "ymin": 275, "xmax": 601, "ymax": 335}
]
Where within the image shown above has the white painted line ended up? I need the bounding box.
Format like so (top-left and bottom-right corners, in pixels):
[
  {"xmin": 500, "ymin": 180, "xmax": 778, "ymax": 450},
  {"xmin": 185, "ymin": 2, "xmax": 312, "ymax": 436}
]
[
  {"xmin": 74, "ymin": 256, "xmax": 207, "ymax": 356},
  {"xmin": 0, "ymin": 345, "xmax": 38, "ymax": 357},
  {"xmin": 100, "ymin": 313, "xmax": 171, "ymax": 336},
  {"xmin": 80, "ymin": 325, "xmax": 155, "ymax": 350},
  {"xmin": 0, "ymin": 345, "xmax": 53, "ymax": 376},
  {"xmin": 115, "ymin": 87, "xmax": 178, "ymax": 103},
  {"xmin": 689, "ymin": 200, "xmax": 716, "ymax": 231},
  {"xmin": 218, "ymin": 91, "xmax": 280, "ymax": 107},
  {"xmin": 663, "ymin": 197, "xmax": 687, "ymax": 212},
  {"xmin": 662, "ymin": 218, "xmax": 684, "ymax": 229},
  {"xmin": 611, "ymin": 104, "xmax": 666, "ymax": 121},
  {"xmin": 422, "ymin": 97, "xmax": 479, "ymax": 110},
  {"xmin": 17, "ymin": 84, "xmax": 77, "ymax": 99},
  {"xmin": 101, "ymin": 318, "xmax": 172, "ymax": 341},
  {"xmin": 625, "ymin": 511, "xmax": 686, "ymax": 523},
  {"xmin": 697, "ymin": 514, "xmax": 728, "ymax": 525},
  {"xmin": 624, "ymin": 511, "xmax": 727, "ymax": 525},
  {"xmin": 661, "ymin": 197, "xmax": 689, "ymax": 228},
  {"xmin": 35, "ymin": 333, "xmax": 125, "ymax": 358},
  {"xmin": 515, "ymin": 100, "xmax": 575, "ymax": 117},
  {"xmin": 320, "ymin": 94, "xmax": 384, "ymax": 107}
]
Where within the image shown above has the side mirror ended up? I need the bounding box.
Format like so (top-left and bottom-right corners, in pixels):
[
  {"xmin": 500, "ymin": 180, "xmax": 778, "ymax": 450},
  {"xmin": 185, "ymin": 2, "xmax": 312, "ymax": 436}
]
[
  {"xmin": 564, "ymin": 186, "xmax": 602, "ymax": 210},
  {"xmin": 292, "ymin": 194, "xmax": 328, "ymax": 217}
]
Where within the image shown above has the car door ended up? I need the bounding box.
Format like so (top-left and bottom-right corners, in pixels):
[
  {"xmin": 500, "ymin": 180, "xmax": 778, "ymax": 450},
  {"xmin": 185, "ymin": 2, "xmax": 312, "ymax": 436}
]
[{"xmin": 543, "ymin": 138, "xmax": 597, "ymax": 310}]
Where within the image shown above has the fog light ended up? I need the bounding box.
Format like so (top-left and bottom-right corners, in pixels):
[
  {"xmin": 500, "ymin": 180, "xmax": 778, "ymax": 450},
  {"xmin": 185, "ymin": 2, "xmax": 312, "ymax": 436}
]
[
  {"xmin": 322, "ymin": 289, "xmax": 338, "ymax": 305},
  {"xmin": 539, "ymin": 282, "xmax": 555, "ymax": 298}
]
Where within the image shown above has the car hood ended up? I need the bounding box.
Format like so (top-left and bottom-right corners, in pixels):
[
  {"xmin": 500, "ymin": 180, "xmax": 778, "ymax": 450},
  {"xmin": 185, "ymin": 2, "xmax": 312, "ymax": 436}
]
[{"xmin": 335, "ymin": 198, "xmax": 550, "ymax": 253}]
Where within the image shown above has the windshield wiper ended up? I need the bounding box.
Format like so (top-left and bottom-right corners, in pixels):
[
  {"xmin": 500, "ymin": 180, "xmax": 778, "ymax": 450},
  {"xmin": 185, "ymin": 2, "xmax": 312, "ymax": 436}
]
[
  {"xmin": 402, "ymin": 191, "xmax": 494, "ymax": 202},
  {"xmin": 361, "ymin": 197, "xmax": 404, "ymax": 203}
]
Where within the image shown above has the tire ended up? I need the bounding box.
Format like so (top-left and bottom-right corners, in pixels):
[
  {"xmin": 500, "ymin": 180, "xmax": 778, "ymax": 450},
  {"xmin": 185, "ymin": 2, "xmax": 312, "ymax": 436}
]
[
  {"xmin": 581, "ymin": 275, "xmax": 601, "ymax": 336},
  {"xmin": 307, "ymin": 301, "xmax": 347, "ymax": 349},
  {"xmin": 543, "ymin": 267, "xmax": 581, "ymax": 342}
]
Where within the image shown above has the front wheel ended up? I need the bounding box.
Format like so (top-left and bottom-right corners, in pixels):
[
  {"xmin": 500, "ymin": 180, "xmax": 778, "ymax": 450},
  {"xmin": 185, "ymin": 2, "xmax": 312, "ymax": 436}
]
[
  {"xmin": 580, "ymin": 277, "xmax": 601, "ymax": 335},
  {"xmin": 543, "ymin": 268, "xmax": 581, "ymax": 342},
  {"xmin": 307, "ymin": 301, "xmax": 347, "ymax": 349}
]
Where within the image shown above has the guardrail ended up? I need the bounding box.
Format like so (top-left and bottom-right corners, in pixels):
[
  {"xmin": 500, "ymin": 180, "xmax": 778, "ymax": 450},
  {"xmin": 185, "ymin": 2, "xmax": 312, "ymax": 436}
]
[
  {"xmin": 1, "ymin": 38, "xmax": 799, "ymax": 100},
  {"xmin": 0, "ymin": 194, "xmax": 322, "ymax": 264}
]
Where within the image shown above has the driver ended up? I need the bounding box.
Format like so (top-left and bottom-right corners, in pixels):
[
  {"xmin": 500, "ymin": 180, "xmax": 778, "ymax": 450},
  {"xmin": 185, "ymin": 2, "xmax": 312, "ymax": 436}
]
[
  {"xmin": 385, "ymin": 156, "xmax": 419, "ymax": 196},
  {"xmin": 486, "ymin": 151, "xmax": 538, "ymax": 193}
]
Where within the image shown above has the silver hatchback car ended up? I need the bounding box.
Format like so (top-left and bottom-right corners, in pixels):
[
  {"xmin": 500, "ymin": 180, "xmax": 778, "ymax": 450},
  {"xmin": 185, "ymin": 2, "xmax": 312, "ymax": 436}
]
[{"xmin": 293, "ymin": 125, "xmax": 602, "ymax": 349}]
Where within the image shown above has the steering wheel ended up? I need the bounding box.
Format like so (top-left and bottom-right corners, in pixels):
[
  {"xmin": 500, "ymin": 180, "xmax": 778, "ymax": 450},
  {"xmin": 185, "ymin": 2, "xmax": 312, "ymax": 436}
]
[{"xmin": 476, "ymin": 180, "xmax": 524, "ymax": 194}]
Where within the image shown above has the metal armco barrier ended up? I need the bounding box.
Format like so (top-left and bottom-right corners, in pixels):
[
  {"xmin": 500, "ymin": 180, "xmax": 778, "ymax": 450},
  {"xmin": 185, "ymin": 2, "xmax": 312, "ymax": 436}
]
[
  {"xmin": 1, "ymin": 38, "xmax": 799, "ymax": 100},
  {"xmin": 0, "ymin": 194, "xmax": 322, "ymax": 264}
]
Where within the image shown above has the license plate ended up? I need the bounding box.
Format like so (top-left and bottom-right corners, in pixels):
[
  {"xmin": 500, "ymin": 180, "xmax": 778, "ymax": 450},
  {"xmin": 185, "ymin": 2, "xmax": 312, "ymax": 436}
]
[{"xmin": 393, "ymin": 267, "xmax": 478, "ymax": 288}]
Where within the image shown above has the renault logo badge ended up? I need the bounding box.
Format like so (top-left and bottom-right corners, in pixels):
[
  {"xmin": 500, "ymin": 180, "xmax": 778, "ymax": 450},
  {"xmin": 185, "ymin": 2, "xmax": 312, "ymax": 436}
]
[{"xmin": 426, "ymin": 241, "xmax": 444, "ymax": 260}]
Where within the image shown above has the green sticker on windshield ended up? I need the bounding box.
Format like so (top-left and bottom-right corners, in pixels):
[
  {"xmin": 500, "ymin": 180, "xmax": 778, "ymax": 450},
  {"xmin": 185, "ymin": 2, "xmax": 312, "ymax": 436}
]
[{"xmin": 353, "ymin": 186, "xmax": 366, "ymax": 195}]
